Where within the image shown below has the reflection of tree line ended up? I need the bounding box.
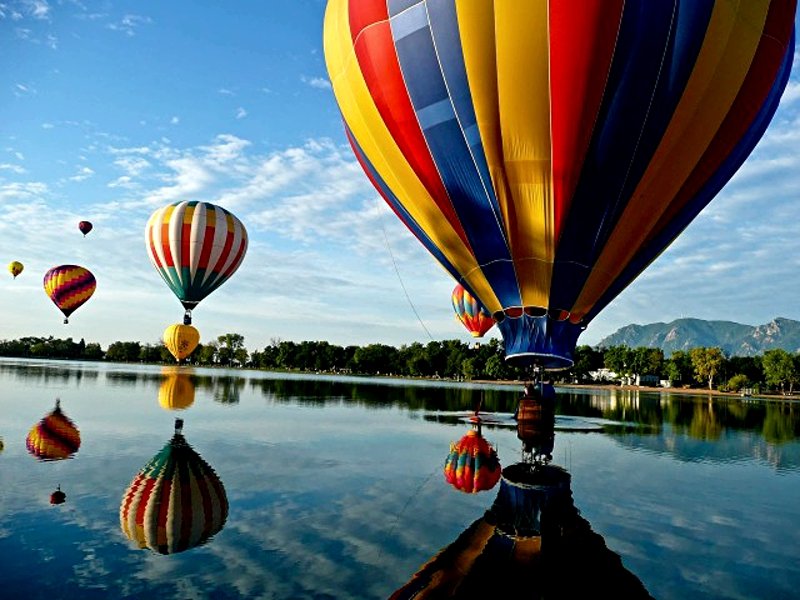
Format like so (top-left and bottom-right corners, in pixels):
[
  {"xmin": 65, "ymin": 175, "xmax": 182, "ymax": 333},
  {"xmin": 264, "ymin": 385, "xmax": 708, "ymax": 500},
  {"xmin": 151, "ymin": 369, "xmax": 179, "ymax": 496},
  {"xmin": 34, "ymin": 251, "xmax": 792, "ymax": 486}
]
[
  {"xmin": 560, "ymin": 391, "xmax": 800, "ymax": 444},
  {"xmin": 0, "ymin": 362, "xmax": 100, "ymax": 384}
]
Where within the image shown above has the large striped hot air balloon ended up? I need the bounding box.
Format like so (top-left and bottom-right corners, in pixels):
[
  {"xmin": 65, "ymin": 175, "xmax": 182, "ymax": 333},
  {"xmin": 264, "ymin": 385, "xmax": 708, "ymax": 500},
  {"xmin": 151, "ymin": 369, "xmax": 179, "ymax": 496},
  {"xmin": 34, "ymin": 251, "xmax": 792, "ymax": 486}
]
[
  {"xmin": 145, "ymin": 201, "xmax": 248, "ymax": 325},
  {"xmin": 452, "ymin": 283, "xmax": 494, "ymax": 338},
  {"xmin": 444, "ymin": 426, "xmax": 501, "ymax": 494},
  {"xmin": 26, "ymin": 399, "xmax": 81, "ymax": 461},
  {"xmin": 324, "ymin": 0, "xmax": 796, "ymax": 369},
  {"xmin": 120, "ymin": 419, "xmax": 228, "ymax": 554},
  {"xmin": 43, "ymin": 265, "xmax": 96, "ymax": 324}
]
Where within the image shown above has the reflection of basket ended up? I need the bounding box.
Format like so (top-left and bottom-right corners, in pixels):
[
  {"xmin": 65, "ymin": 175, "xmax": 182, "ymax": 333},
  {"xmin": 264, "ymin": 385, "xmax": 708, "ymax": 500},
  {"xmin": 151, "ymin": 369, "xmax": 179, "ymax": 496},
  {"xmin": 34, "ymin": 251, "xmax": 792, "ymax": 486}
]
[{"xmin": 493, "ymin": 464, "xmax": 572, "ymax": 538}]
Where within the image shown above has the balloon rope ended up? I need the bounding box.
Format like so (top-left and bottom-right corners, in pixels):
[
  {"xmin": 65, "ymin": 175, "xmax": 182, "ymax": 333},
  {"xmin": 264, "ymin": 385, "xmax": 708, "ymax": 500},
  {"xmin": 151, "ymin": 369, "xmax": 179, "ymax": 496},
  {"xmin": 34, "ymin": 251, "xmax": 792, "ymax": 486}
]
[
  {"xmin": 377, "ymin": 462, "xmax": 441, "ymax": 562},
  {"xmin": 377, "ymin": 203, "xmax": 434, "ymax": 340}
]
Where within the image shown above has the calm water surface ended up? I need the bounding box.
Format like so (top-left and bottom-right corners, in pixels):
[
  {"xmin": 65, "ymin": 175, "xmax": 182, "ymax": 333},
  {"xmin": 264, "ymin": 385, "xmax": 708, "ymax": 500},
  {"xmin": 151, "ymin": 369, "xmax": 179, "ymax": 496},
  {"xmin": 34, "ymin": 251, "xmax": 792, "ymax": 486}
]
[{"xmin": 1, "ymin": 358, "xmax": 799, "ymax": 599}]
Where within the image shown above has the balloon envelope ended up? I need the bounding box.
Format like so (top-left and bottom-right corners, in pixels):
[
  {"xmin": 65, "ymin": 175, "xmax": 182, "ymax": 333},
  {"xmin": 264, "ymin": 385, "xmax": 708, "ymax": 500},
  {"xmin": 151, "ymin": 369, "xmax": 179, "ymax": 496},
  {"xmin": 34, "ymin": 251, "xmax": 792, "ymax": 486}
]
[
  {"xmin": 26, "ymin": 400, "xmax": 81, "ymax": 461},
  {"xmin": 163, "ymin": 323, "xmax": 200, "ymax": 362},
  {"xmin": 43, "ymin": 265, "xmax": 96, "ymax": 323},
  {"xmin": 452, "ymin": 283, "xmax": 494, "ymax": 338},
  {"xmin": 8, "ymin": 261, "xmax": 23, "ymax": 279},
  {"xmin": 78, "ymin": 221, "xmax": 93, "ymax": 236},
  {"xmin": 443, "ymin": 428, "xmax": 501, "ymax": 493},
  {"xmin": 145, "ymin": 201, "xmax": 248, "ymax": 313},
  {"xmin": 324, "ymin": 1, "xmax": 796, "ymax": 368},
  {"xmin": 120, "ymin": 421, "xmax": 228, "ymax": 554}
]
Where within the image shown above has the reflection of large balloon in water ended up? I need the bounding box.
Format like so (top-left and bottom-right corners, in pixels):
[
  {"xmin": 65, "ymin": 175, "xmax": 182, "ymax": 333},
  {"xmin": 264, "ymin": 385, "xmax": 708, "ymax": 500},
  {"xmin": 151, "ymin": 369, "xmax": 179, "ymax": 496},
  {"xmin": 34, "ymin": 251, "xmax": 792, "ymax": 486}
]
[
  {"xmin": 145, "ymin": 201, "xmax": 248, "ymax": 325},
  {"xmin": 43, "ymin": 265, "xmax": 96, "ymax": 324},
  {"xmin": 158, "ymin": 372, "xmax": 196, "ymax": 411},
  {"xmin": 451, "ymin": 283, "xmax": 494, "ymax": 338},
  {"xmin": 324, "ymin": 2, "xmax": 796, "ymax": 369},
  {"xmin": 394, "ymin": 402, "xmax": 652, "ymax": 599},
  {"xmin": 120, "ymin": 419, "xmax": 228, "ymax": 555},
  {"xmin": 8, "ymin": 261, "xmax": 23, "ymax": 279},
  {"xmin": 163, "ymin": 323, "xmax": 200, "ymax": 362},
  {"xmin": 26, "ymin": 399, "xmax": 81, "ymax": 460},
  {"xmin": 443, "ymin": 424, "xmax": 501, "ymax": 494}
]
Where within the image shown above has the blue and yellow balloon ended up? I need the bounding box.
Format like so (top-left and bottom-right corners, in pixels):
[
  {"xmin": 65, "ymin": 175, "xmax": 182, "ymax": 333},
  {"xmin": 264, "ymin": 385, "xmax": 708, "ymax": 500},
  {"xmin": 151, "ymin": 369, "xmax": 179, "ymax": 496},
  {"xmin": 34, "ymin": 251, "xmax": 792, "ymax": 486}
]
[{"xmin": 324, "ymin": 0, "xmax": 795, "ymax": 368}]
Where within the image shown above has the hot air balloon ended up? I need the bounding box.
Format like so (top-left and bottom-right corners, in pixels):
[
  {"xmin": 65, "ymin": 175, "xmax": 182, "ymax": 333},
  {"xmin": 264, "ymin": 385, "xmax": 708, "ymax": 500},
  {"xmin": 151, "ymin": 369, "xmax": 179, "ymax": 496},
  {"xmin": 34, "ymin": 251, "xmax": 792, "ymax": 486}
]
[
  {"xmin": 145, "ymin": 201, "xmax": 248, "ymax": 325},
  {"xmin": 163, "ymin": 323, "xmax": 200, "ymax": 362},
  {"xmin": 443, "ymin": 424, "xmax": 501, "ymax": 494},
  {"xmin": 8, "ymin": 261, "xmax": 23, "ymax": 279},
  {"xmin": 324, "ymin": 1, "xmax": 796, "ymax": 369},
  {"xmin": 26, "ymin": 399, "xmax": 81, "ymax": 461},
  {"xmin": 43, "ymin": 265, "xmax": 96, "ymax": 324},
  {"xmin": 452, "ymin": 283, "xmax": 494, "ymax": 338},
  {"xmin": 78, "ymin": 221, "xmax": 93, "ymax": 237},
  {"xmin": 158, "ymin": 371, "xmax": 196, "ymax": 411},
  {"xmin": 50, "ymin": 485, "xmax": 66, "ymax": 505},
  {"xmin": 120, "ymin": 419, "xmax": 228, "ymax": 554}
]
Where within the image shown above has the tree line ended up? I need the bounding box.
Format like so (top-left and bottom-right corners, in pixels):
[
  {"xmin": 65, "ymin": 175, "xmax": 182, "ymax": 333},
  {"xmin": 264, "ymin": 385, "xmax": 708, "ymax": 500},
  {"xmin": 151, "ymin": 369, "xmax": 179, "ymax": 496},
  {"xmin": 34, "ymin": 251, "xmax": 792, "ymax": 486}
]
[{"xmin": 1, "ymin": 334, "xmax": 798, "ymax": 394}]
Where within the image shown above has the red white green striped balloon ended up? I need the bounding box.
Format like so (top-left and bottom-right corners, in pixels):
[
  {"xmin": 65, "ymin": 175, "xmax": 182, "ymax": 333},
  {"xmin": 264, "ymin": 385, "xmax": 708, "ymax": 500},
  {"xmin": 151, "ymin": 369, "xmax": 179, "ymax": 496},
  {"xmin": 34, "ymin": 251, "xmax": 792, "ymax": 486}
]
[
  {"xmin": 145, "ymin": 201, "xmax": 248, "ymax": 312},
  {"xmin": 119, "ymin": 426, "xmax": 228, "ymax": 554}
]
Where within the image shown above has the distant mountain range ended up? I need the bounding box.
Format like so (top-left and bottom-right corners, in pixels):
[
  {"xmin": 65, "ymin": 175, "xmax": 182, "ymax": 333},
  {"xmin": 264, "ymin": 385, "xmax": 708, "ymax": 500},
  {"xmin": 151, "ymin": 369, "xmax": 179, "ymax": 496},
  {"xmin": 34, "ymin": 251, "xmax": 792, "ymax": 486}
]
[{"xmin": 597, "ymin": 317, "xmax": 800, "ymax": 356}]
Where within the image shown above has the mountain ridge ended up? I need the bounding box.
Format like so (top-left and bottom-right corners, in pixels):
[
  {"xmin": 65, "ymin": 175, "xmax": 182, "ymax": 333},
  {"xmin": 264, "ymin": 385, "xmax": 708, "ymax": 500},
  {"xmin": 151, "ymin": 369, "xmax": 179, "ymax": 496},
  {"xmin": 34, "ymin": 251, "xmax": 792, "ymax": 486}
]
[{"xmin": 596, "ymin": 317, "xmax": 800, "ymax": 356}]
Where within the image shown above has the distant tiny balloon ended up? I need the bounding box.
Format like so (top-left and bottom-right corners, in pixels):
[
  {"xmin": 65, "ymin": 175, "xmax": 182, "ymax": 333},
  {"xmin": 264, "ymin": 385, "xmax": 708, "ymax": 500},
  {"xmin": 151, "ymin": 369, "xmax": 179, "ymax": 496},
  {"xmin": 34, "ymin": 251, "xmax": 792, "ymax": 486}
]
[
  {"xmin": 78, "ymin": 221, "xmax": 93, "ymax": 236},
  {"xmin": 8, "ymin": 261, "xmax": 23, "ymax": 279}
]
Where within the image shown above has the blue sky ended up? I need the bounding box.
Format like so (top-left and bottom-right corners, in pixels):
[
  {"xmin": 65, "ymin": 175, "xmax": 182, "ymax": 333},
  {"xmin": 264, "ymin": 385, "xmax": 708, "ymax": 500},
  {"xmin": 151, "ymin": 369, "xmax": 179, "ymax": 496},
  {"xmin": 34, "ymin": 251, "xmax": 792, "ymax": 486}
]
[{"xmin": 2, "ymin": 1, "xmax": 800, "ymax": 353}]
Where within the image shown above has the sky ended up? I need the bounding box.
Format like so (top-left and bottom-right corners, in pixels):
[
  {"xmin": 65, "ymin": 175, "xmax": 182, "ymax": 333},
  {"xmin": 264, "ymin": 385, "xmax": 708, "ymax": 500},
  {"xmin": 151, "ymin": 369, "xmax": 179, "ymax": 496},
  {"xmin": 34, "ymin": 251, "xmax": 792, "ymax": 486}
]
[{"xmin": 1, "ymin": 1, "xmax": 800, "ymax": 353}]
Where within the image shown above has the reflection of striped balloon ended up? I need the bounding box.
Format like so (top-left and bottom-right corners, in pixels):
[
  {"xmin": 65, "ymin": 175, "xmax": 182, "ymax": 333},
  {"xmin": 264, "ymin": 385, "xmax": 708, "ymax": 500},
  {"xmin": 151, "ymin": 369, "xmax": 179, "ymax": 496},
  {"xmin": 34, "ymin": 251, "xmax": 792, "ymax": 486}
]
[
  {"xmin": 120, "ymin": 426, "xmax": 227, "ymax": 554},
  {"xmin": 43, "ymin": 265, "xmax": 96, "ymax": 322},
  {"xmin": 26, "ymin": 400, "xmax": 81, "ymax": 460},
  {"xmin": 444, "ymin": 429, "xmax": 501, "ymax": 493},
  {"xmin": 145, "ymin": 201, "xmax": 248, "ymax": 311},
  {"xmin": 452, "ymin": 284, "xmax": 494, "ymax": 338}
]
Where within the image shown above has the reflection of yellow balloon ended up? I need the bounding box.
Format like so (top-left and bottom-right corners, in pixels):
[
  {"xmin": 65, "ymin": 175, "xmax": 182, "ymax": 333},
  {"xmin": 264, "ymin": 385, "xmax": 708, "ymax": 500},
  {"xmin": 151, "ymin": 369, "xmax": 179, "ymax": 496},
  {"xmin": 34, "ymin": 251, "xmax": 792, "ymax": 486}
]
[
  {"xmin": 8, "ymin": 261, "xmax": 23, "ymax": 278},
  {"xmin": 158, "ymin": 373, "xmax": 195, "ymax": 411},
  {"xmin": 163, "ymin": 324, "xmax": 200, "ymax": 362}
]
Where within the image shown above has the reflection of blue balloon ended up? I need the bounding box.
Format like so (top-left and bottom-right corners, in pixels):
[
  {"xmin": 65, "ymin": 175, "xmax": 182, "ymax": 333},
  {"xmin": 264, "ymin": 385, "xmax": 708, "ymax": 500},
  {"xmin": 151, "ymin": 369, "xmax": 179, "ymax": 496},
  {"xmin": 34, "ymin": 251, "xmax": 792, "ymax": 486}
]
[{"xmin": 325, "ymin": 1, "xmax": 796, "ymax": 368}]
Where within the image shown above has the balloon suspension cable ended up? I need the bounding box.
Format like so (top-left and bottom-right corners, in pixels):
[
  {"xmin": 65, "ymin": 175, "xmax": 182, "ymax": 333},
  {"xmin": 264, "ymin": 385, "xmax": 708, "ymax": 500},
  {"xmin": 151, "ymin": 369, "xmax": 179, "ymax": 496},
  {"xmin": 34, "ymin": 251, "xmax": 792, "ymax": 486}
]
[
  {"xmin": 376, "ymin": 201, "xmax": 433, "ymax": 341},
  {"xmin": 183, "ymin": 309, "xmax": 192, "ymax": 325}
]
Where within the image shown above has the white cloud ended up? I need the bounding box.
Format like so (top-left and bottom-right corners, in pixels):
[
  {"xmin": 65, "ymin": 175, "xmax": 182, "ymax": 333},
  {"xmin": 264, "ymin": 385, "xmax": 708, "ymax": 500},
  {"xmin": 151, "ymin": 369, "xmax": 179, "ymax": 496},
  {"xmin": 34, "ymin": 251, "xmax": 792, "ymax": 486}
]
[
  {"xmin": 107, "ymin": 13, "xmax": 151, "ymax": 36},
  {"xmin": 68, "ymin": 166, "xmax": 95, "ymax": 182},
  {"xmin": 218, "ymin": 88, "xmax": 234, "ymax": 96},
  {"xmin": 235, "ymin": 107, "xmax": 247, "ymax": 119},
  {"xmin": 301, "ymin": 75, "xmax": 331, "ymax": 90},
  {"xmin": 0, "ymin": 163, "xmax": 26, "ymax": 174},
  {"xmin": 170, "ymin": 116, "xmax": 179, "ymax": 125}
]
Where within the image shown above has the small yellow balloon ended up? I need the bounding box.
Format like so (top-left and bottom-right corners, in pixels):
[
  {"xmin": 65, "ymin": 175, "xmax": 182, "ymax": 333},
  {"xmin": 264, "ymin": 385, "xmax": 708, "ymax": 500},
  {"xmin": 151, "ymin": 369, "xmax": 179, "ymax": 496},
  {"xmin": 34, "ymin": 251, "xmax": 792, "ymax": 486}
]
[
  {"xmin": 163, "ymin": 324, "xmax": 200, "ymax": 362},
  {"xmin": 158, "ymin": 373, "xmax": 195, "ymax": 411},
  {"xmin": 8, "ymin": 261, "xmax": 23, "ymax": 279}
]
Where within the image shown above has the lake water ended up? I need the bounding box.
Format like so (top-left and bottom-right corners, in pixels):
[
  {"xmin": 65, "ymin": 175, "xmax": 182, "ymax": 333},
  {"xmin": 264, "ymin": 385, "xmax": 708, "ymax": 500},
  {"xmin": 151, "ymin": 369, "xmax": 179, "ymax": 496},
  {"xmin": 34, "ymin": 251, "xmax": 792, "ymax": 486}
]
[{"xmin": 1, "ymin": 358, "xmax": 798, "ymax": 599}]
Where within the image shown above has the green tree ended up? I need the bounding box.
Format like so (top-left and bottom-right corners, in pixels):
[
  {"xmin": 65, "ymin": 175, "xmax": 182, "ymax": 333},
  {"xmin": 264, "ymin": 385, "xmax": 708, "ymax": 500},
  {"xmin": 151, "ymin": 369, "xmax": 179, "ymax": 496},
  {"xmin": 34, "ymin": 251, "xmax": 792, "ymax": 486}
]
[
  {"xmin": 762, "ymin": 348, "xmax": 797, "ymax": 394},
  {"xmin": 689, "ymin": 347, "xmax": 724, "ymax": 390}
]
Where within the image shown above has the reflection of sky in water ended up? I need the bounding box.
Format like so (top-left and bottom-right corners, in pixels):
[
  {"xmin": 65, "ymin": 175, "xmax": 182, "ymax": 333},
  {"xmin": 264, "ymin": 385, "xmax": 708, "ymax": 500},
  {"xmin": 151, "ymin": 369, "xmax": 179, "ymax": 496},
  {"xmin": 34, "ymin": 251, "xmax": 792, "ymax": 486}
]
[{"xmin": 1, "ymin": 358, "xmax": 799, "ymax": 599}]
